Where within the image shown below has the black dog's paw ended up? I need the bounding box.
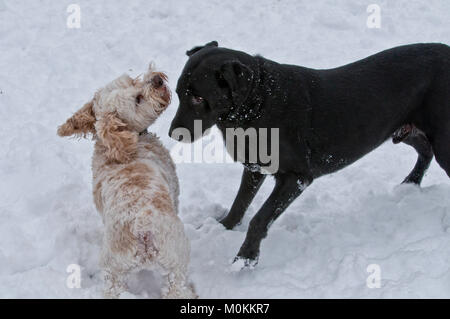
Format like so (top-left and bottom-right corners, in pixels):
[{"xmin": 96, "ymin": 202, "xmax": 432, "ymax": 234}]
[
  {"xmin": 208, "ymin": 204, "xmax": 228, "ymax": 222},
  {"xmin": 219, "ymin": 215, "xmax": 240, "ymax": 230},
  {"xmin": 401, "ymin": 176, "xmax": 421, "ymax": 185},
  {"xmin": 186, "ymin": 41, "xmax": 218, "ymax": 56},
  {"xmin": 229, "ymin": 256, "xmax": 259, "ymax": 272}
]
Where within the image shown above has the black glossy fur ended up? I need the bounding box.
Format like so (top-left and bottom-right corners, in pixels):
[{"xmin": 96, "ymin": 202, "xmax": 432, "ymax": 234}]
[{"xmin": 169, "ymin": 42, "xmax": 450, "ymax": 268}]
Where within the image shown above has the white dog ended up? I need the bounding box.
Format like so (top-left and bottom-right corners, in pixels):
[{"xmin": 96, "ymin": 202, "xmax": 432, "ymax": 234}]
[{"xmin": 58, "ymin": 65, "xmax": 196, "ymax": 299}]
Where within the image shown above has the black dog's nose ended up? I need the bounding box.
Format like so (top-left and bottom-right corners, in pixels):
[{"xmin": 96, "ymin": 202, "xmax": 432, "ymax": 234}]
[
  {"xmin": 169, "ymin": 125, "xmax": 183, "ymax": 141},
  {"xmin": 168, "ymin": 129, "xmax": 179, "ymax": 141},
  {"xmin": 151, "ymin": 74, "xmax": 164, "ymax": 88}
]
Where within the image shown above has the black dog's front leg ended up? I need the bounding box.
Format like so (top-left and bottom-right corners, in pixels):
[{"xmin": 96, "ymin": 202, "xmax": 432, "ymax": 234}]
[
  {"xmin": 233, "ymin": 173, "xmax": 310, "ymax": 268},
  {"xmin": 220, "ymin": 168, "xmax": 266, "ymax": 229}
]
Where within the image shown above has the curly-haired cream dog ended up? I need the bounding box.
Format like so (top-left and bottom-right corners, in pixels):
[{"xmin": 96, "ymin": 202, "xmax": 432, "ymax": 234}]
[{"xmin": 57, "ymin": 65, "xmax": 196, "ymax": 299}]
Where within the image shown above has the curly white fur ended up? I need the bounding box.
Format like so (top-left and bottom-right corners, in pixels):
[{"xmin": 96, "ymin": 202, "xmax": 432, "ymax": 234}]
[{"xmin": 58, "ymin": 65, "xmax": 196, "ymax": 299}]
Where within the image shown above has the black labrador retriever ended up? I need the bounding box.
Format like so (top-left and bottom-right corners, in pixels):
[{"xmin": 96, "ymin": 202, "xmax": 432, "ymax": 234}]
[{"xmin": 169, "ymin": 41, "xmax": 450, "ymax": 269}]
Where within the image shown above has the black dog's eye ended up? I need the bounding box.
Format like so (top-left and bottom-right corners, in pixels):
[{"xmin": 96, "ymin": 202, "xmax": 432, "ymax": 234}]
[
  {"xmin": 191, "ymin": 95, "xmax": 204, "ymax": 105},
  {"xmin": 135, "ymin": 94, "xmax": 143, "ymax": 105}
]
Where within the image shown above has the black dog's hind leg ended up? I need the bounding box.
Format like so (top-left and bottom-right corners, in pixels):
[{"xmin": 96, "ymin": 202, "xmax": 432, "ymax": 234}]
[
  {"xmin": 393, "ymin": 124, "xmax": 433, "ymax": 185},
  {"xmin": 220, "ymin": 168, "xmax": 266, "ymax": 230},
  {"xmin": 401, "ymin": 133, "xmax": 433, "ymax": 185},
  {"xmin": 233, "ymin": 173, "xmax": 310, "ymax": 268}
]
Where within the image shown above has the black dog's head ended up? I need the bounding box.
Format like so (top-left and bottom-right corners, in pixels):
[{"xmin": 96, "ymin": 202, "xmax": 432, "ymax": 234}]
[{"xmin": 169, "ymin": 41, "xmax": 255, "ymax": 142}]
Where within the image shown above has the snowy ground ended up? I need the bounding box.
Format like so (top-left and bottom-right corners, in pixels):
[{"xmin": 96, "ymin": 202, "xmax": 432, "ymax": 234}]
[{"xmin": 0, "ymin": 0, "xmax": 449, "ymax": 298}]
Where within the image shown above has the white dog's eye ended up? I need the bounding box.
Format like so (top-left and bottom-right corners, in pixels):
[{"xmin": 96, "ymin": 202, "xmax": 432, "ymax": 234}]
[
  {"xmin": 135, "ymin": 94, "xmax": 143, "ymax": 105},
  {"xmin": 192, "ymin": 95, "xmax": 204, "ymax": 105}
]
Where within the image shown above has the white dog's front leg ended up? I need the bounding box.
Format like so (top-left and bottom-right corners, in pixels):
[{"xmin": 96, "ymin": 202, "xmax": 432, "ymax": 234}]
[{"xmin": 101, "ymin": 246, "xmax": 129, "ymax": 299}]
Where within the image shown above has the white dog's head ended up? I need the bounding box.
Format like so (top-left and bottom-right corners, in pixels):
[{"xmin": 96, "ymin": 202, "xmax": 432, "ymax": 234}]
[{"xmin": 58, "ymin": 64, "xmax": 170, "ymax": 163}]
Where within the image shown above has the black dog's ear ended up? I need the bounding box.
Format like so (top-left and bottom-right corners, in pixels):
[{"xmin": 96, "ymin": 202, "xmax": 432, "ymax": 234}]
[
  {"xmin": 186, "ymin": 41, "xmax": 218, "ymax": 56},
  {"xmin": 219, "ymin": 60, "xmax": 254, "ymax": 106}
]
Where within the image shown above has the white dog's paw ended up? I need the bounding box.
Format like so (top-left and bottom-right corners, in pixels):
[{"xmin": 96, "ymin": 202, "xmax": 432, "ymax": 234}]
[
  {"xmin": 103, "ymin": 273, "xmax": 128, "ymax": 299},
  {"xmin": 162, "ymin": 282, "xmax": 198, "ymax": 299}
]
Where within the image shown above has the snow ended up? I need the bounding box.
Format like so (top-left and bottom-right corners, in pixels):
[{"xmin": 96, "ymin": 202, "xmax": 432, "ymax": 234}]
[{"xmin": 1, "ymin": 0, "xmax": 449, "ymax": 298}]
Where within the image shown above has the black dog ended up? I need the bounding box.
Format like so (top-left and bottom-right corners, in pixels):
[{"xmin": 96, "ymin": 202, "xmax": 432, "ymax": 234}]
[{"xmin": 169, "ymin": 41, "xmax": 450, "ymax": 268}]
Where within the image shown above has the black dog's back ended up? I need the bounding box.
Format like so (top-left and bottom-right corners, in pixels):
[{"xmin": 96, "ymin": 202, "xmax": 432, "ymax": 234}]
[{"xmin": 298, "ymin": 43, "xmax": 449, "ymax": 176}]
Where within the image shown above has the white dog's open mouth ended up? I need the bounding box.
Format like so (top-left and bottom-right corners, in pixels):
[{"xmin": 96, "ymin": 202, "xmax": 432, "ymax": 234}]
[
  {"xmin": 159, "ymin": 85, "xmax": 171, "ymax": 105},
  {"xmin": 150, "ymin": 72, "xmax": 171, "ymax": 106},
  {"xmin": 139, "ymin": 70, "xmax": 171, "ymax": 107}
]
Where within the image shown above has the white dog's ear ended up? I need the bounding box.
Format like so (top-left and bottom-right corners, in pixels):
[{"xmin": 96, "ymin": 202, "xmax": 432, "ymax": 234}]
[
  {"xmin": 95, "ymin": 112, "xmax": 138, "ymax": 164},
  {"xmin": 57, "ymin": 100, "xmax": 96, "ymax": 138}
]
